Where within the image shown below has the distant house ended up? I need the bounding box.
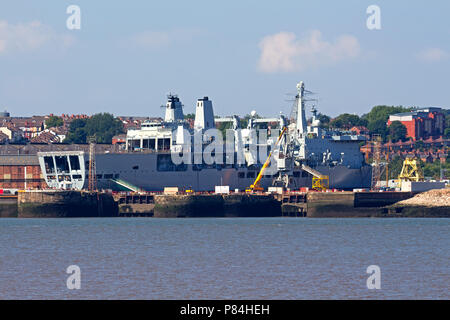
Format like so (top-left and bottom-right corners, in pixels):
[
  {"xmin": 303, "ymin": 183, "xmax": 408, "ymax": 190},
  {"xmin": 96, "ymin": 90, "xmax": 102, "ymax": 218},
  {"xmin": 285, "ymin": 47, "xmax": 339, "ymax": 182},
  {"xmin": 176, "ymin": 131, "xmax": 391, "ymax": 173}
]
[
  {"xmin": 30, "ymin": 126, "xmax": 68, "ymax": 144},
  {"xmin": 0, "ymin": 132, "xmax": 9, "ymax": 144},
  {"xmin": 112, "ymin": 134, "xmax": 126, "ymax": 145},
  {"xmin": 30, "ymin": 131, "xmax": 60, "ymax": 144},
  {"xmin": 0, "ymin": 125, "xmax": 24, "ymax": 142},
  {"xmin": 350, "ymin": 126, "xmax": 370, "ymax": 136}
]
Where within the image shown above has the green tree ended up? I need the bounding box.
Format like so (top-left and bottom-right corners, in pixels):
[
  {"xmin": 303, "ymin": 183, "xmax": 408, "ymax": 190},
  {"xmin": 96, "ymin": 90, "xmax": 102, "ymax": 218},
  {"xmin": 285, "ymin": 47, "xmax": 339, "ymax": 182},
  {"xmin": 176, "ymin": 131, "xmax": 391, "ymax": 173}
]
[
  {"xmin": 362, "ymin": 105, "xmax": 411, "ymax": 124},
  {"xmin": 414, "ymin": 140, "xmax": 425, "ymax": 151},
  {"xmin": 330, "ymin": 113, "xmax": 359, "ymax": 129},
  {"xmin": 317, "ymin": 113, "xmax": 331, "ymax": 128},
  {"xmin": 367, "ymin": 119, "xmax": 388, "ymax": 140},
  {"xmin": 329, "ymin": 113, "xmax": 366, "ymax": 129},
  {"xmin": 386, "ymin": 156, "xmax": 405, "ymax": 180},
  {"xmin": 63, "ymin": 119, "xmax": 88, "ymax": 144},
  {"xmin": 63, "ymin": 114, "xmax": 124, "ymax": 144},
  {"xmin": 388, "ymin": 121, "xmax": 407, "ymax": 142},
  {"xmin": 45, "ymin": 116, "xmax": 63, "ymax": 128},
  {"xmin": 444, "ymin": 128, "xmax": 450, "ymax": 139},
  {"xmin": 84, "ymin": 113, "xmax": 124, "ymax": 143}
]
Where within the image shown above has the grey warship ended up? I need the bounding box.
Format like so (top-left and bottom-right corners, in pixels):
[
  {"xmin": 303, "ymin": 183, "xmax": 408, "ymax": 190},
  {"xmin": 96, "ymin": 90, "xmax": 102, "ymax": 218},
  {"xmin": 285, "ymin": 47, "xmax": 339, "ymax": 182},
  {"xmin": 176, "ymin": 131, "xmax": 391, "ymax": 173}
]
[{"xmin": 37, "ymin": 82, "xmax": 372, "ymax": 191}]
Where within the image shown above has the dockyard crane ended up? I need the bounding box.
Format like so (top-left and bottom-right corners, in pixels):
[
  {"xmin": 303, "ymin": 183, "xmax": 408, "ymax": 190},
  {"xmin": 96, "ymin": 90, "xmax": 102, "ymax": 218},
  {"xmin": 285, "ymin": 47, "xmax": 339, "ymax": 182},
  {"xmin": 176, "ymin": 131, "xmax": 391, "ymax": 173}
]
[
  {"xmin": 246, "ymin": 127, "xmax": 287, "ymax": 193},
  {"xmin": 397, "ymin": 158, "xmax": 424, "ymax": 188}
]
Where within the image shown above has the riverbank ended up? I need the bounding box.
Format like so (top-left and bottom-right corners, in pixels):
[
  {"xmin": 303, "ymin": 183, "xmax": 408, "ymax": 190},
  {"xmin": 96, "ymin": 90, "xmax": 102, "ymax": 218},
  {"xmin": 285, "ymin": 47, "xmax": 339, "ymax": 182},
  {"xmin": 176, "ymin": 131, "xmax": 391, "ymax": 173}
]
[{"xmin": 386, "ymin": 189, "xmax": 450, "ymax": 217}]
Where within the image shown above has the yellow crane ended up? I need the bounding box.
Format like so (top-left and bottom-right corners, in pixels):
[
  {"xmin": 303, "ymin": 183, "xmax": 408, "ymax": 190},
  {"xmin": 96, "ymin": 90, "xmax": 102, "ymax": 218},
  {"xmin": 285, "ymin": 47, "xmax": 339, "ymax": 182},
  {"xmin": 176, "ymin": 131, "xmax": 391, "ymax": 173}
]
[
  {"xmin": 246, "ymin": 127, "xmax": 287, "ymax": 193},
  {"xmin": 397, "ymin": 158, "xmax": 424, "ymax": 188}
]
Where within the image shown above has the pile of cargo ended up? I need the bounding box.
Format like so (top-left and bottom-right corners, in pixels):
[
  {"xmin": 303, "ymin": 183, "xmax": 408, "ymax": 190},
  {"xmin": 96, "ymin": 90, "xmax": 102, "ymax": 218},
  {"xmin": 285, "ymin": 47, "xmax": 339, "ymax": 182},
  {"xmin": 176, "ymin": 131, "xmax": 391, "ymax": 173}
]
[{"xmin": 395, "ymin": 188, "xmax": 450, "ymax": 207}]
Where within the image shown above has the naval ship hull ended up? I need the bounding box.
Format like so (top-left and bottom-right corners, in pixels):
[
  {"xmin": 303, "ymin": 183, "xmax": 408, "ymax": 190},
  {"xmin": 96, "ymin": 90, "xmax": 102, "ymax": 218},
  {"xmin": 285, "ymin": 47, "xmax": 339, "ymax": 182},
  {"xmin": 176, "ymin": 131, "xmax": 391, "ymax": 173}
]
[{"xmin": 94, "ymin": 153, "xmax": 372, "ymax": 191}]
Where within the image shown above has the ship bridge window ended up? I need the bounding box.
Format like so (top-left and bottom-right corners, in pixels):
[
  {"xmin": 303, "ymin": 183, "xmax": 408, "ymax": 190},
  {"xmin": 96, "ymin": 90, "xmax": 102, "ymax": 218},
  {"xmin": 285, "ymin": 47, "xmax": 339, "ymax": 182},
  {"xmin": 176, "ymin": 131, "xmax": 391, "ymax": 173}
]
[
  {"xmin": 131, "ymin": 140, "xmax": 140, "ymax": 149},
  {"xmin": 96, "ymin": 174, "xmax": 103, "ymax": 179},
  {"xmin": 157, "ymin": 138, "xmax": 171, "ymax": 151},
  {"xmin": 142, "ymin": 139, "xmax": 156, "ymax": 150},
  {"xmin": 69, "ymin": 156, "xmax": 81, "ymax": 171},
  {"xmin": 55, "ymin": 156, "xmax": 70, "ymax": 173},
  {"xmin": 44, "ymin": 156, "xmax": 55, "ymax": 174},
  {"xmin": 293, "ymin": 171, "xmax": 300, "ymax": 177},
  {"xmin": 238, "ymin": 172, "xmax": 245, "ymax": 179},
  {"xmin": 246, "ymin": 172, "xmax": 255, "ymax": 179},
  {"xmin": 132, "ymin": 165, "xmax": 139, "ymax": 170},
  {"xmin": 104, "ymin": 174, "xmax": 113, "ymax": 179},
  {"xmin": 301, "ymin": 171, "xmax": 309, "ymax": 177}
]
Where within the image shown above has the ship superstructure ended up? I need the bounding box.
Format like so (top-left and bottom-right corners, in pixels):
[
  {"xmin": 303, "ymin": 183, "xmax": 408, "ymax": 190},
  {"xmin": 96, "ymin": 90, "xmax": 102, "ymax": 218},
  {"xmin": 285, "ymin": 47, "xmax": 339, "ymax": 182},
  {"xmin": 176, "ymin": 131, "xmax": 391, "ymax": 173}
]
[{"xmin": 38, "ymin": 82, "xmax": 372, "ymax": 191}]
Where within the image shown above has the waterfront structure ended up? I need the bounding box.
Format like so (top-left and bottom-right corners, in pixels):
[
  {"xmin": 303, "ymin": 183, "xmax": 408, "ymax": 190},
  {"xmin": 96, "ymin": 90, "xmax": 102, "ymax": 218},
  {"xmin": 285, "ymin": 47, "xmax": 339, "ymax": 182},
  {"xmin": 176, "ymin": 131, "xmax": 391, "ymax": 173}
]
[{"xmin": 0, "ymin": 155, "xmax": 46, "ymax": 189}]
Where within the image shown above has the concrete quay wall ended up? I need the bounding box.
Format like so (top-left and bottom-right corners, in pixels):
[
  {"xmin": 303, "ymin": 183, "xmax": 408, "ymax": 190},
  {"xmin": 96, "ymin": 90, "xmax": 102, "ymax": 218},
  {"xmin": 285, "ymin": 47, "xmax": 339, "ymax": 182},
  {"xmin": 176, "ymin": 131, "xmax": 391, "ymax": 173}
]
[
  {"xmin": 18, "ymin": 191, "xmax": 118, "ymax": 218},
  {"xmin": 153, "ymin": 193, "xmax": 281, "ymax": 218},
  {"xmin": 0, "ymin": 196, "xmax": 18, "ymax": 217},
  {"xmin": 304, "ymin": 191, "xmax": 417, "ymax": 217}
]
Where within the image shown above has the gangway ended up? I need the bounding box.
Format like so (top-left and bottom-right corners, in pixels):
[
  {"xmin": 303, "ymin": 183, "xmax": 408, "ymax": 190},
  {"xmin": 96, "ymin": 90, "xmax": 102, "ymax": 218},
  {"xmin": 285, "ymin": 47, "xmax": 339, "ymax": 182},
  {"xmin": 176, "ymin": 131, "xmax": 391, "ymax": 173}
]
[
  {"xmin": 301, "ymin": 164, "xmax": 329, "ymax": 191},
  {"xmin": 110, "ymin": 178, "xmax": 142, "ymax": 192}
]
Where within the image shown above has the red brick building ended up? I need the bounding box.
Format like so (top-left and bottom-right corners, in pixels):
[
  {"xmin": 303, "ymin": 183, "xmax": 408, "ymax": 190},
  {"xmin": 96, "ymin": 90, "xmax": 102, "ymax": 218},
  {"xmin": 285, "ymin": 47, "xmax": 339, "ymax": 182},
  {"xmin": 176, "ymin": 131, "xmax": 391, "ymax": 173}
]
[
  {"xmin": 0, "ymin": 155, "xmax": 46, "ymax": 189},
  {"xmin": 388, "ymin": 107, "xmax": 445, "ymax": 141}
]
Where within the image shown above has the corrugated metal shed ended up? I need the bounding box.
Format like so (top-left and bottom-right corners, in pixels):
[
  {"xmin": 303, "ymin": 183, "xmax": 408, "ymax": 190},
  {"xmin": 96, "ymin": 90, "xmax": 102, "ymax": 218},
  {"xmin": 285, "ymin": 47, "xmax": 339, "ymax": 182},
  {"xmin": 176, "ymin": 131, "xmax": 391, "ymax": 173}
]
[{"xmin": 0, "ymin": 155, "xmax": 39, "ymax": 166}]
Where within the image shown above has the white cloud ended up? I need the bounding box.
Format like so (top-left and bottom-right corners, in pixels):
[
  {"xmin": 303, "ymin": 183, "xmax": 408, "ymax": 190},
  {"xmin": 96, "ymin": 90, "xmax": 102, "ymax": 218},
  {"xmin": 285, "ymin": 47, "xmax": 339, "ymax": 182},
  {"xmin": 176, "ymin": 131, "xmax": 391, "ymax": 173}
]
[
  {"xmin": 0, "ymin": 20, "xmax": 74, "ymax": 54},
  {"xmin": 258, "ymin": 30, "xmax": 361, "ymax": 73},
  {"xmin": 416, "ymin": 48, "xmax": 448, "ymax": 62},
  {"xmin": 129, "ymin": 29, "xmax": 204, "ymax": 49}
]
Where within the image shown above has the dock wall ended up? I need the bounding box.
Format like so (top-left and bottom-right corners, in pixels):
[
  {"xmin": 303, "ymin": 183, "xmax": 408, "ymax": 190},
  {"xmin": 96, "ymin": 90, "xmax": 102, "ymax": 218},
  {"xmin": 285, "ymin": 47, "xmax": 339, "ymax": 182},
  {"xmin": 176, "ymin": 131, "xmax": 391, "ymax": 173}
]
[
  {"xmin": 303, "ymin": 191, "xmax": 418, "ymax": 217},
  {"xmin": 153, "ymin": 194, "xmax": 281, "ymax": 218},
  {"xmin": 0, "ymin": 196, "xmax": 18, "ymax": 217},
  {"xmin": 18, "ymin": 191, "xmax": 118, "ymax": 218}
]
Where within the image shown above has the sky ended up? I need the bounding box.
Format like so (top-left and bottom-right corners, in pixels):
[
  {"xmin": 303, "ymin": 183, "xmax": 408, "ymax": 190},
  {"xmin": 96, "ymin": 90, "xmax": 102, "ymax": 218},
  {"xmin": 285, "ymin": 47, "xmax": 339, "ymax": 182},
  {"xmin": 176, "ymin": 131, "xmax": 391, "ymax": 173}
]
[{"xmin": 0, "ymin": 0, "xmax": 449, "ymax": 118}]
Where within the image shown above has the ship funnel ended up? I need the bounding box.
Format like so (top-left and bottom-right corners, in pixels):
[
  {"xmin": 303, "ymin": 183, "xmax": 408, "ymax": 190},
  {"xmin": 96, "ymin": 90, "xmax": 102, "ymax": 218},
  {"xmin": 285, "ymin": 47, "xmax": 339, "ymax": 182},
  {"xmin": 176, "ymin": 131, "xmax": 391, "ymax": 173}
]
[
  {"xmin": 164, "ymin": 94, "xmax": 184, "ymax": 122},
  {"xmin": 194, "ymin": 96, "xmax": 215, "ymax": 131}
]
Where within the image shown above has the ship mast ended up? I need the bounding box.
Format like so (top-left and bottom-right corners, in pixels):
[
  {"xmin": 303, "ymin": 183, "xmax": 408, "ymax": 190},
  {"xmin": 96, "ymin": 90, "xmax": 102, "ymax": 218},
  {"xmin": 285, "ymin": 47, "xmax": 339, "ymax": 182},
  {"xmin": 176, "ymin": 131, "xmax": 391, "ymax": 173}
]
[{"xmin": 296, "ymin": 81, "xmax": 307, "ymax": 134}]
